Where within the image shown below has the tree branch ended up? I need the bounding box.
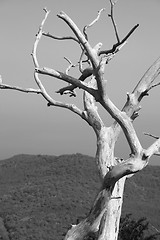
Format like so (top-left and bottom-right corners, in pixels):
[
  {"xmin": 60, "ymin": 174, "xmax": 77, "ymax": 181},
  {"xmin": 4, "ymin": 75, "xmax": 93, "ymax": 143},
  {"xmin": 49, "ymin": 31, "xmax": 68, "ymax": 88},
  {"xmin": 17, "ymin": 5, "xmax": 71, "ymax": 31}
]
[
  {"xmin": 31, "ymin": 9, "xmax": 100, "ymax": 123},
  {"xmin": 100, "ymin": 97, "xmax": 142, "ymax": 156},
  {"xmin": 0, "ymin": 9, "xmax": 91, "ymax": 125},
  {"xmin": 56, "ymin": 67, "xmax": 93, "ymax": 96},
  {"xmin": 57, "ymin": 58, "xmax": 79, "ymax": 97},
  {"xmin": 36, "ymin": 67, "xmax": 99, "ymax": 99},
  {"xmin": 35, "ymin": 10, "xmax": 104, "ymax": 96},
  {"xmin": 31, "ymin": 9, "xmax": 92, "ymax": 123},
  {"xmin": 111, "ymin": 56, "xmax": 160, "ymax": 145},
  {"xmin": 83, "ymin": 76, "xmax": 105, "ymax": 135},
  {"xmin": 148, "ymin": 81, "xmax": 160, "ymax": 91},
  {"xmin": 98, "ymin": 0, "xmax": 139, "ymax": 57},
  {"xmin": 57, "ymin": 11, "xmax": 100, "ymax": 69},
  {"xmin": 102, "ymin": 136, "xmax": 160, "ymax": 189},
  {"xmin": 144, "ymin": 132, "xmax": 159, "ymax": 139},
  {"xmin": 90, "ymin": 52, "xmax": 143, "ymax": 156},
  {"xmin": 99, "ymin": 24, "xmax": 139, "ymax": 56},
  {"xmin": 132, "ymin": 56, "xmax": 160, "ymax": 100},
  {"xmin": 144, "ymin": 134, "xmax": 160, "ymax": 157},
  {"xmin": 96, "ymin": 0, "xmax": 139, "ymax": 57},
  {"xmin": 123, "ymin": 56, "xmax": 160, "ymax": 117},
  {"xmin": 0, "ymin": 83, "xmax": 41, "ymax": 94},
  {"xmin": 144, "ymin": 138, "xmax": 160, "ymax": 159},
  {"xmin": 42, "ymin": 32, "xmax": 79, "ymax": 43},
  {"xmin": 83, "ymin": 8, "xmax": 105, "ymax": 41},
  {"xmin": 56, "ymin": 10, "xmax": 132, "ymax": 99},
  {"xmin": 31, "ymin": 8, "xmax": 61, "ymax": 104},
  {"xmin": 31, "ymin": 8, "xmax": 50, "ymax": 69},
  {"xmin": 33, "ymin": 73, "xmax": 90, "ymax": 122},
  {"xmin": 108, "ymin": 0, "xmax": 120, "ymax": 43},
  {"xmin": 154, "ymin": 152, "xmax": 160, "ymax": 157},
  {"xmin": 0, "ymin": 79, "xmax": 89, "ymax": 122},
  {"xmin": 64, "ymin": 57, "xmax": 77, "ymax": 75}
]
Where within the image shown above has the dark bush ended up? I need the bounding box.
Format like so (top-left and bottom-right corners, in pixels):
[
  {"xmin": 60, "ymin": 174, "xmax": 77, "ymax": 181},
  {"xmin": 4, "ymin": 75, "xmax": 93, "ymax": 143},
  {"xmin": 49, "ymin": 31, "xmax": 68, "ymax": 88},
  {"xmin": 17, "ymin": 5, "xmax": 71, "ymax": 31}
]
[{"xmin": 118, "ymin": 214, "xmax": 160, "ymax": 240}]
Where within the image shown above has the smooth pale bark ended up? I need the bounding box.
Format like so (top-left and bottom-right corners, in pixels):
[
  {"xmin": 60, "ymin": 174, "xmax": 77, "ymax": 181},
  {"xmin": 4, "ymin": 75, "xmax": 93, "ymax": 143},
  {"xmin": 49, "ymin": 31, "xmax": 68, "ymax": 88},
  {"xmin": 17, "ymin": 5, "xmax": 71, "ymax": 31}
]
[
  {"xmin": 1, "ymin": 7, "xmax": 160, "ymax": 240},
  {"xmin": 63, "ymin": 55, "xmax": 160, "ymax": 239},
  {"xmin": 62, "ymin": 80, "xmax": 126, "ymax": 240},
  {"xmin": 64, "ymin": 178, "xmax": 126, "ymax": 240}
]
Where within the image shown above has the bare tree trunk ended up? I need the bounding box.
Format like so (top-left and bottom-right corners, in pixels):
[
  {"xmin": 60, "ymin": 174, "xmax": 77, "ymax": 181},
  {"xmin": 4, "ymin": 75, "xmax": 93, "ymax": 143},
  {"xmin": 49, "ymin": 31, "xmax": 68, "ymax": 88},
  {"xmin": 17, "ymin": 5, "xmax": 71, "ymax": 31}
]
[
  {"xmin": 1, "ymin": 3, "xmax": 160, "ymax": 240},
  {"xmin": 64, "ymin": 126, "xmax": 126, "ymax": 240},
  {"xmin": 95, "ymin": 130, "xmax": 126, "ymax": 240},
  {"xmin": 97, "ymin": 179, "xmax": 126, "ymax": 240}
]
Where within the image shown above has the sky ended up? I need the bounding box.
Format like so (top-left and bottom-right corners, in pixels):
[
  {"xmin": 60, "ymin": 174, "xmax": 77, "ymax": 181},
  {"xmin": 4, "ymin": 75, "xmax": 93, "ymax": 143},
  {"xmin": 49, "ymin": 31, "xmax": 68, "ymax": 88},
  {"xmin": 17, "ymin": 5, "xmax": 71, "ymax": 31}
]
[{"xmin": 0, "ymin": 0, "xmax": 160, "ymax": 165}]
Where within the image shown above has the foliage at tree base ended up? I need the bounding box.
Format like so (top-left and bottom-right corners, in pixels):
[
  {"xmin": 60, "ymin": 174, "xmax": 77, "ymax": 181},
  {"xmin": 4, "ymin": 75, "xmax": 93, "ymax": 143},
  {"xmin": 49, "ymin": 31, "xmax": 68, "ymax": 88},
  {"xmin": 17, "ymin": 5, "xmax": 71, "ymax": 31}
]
[{"xmin": 118, "ymin": 214, "xmax": 160, "ymax": 240}]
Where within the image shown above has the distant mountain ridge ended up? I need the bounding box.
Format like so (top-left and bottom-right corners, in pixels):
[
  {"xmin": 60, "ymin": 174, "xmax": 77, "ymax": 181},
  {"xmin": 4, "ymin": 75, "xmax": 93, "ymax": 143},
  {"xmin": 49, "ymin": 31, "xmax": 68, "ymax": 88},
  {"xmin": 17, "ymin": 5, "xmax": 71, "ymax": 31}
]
[{"xmin": 0, "ymin": 153, "xmax": 159, "ymax": 239}]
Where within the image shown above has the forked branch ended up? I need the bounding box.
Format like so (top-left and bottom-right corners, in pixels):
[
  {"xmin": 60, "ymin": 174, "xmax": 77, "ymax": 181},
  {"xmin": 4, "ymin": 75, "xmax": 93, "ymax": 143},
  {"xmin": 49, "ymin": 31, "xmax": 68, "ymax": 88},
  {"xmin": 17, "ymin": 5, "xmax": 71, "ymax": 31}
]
[
  {"xmin": 48, "ymin": 4, "xmax": 138, "ymax": 99},
  {"xmin": 99, "ymin": 24, "xmax": 139, "ymax": 56},
  {"xmin": 31, "ymin": 9, "xmax": 93, "ymax": 123},
  {"xmin": 99, "ymin": 0, "xmax": 139, "ymax": 56},
  {"xmin": 102, "ymin": 135, "xmax": 160, "ymax": 189},
  {"xmin": 111, "ymin": 55, "xmax": 160, "ymax": 150},
  {"xmin": 0, "ymin": 8, "xmax": 93, "ymax": 124},
  {"xmin": 100, "ymin": 94, "xmax": 143, "ymax": 156},
  {"xmin": 56, "ymin": 67, "xmax": 93, "ymax": 97},
  {"xmin": 36, "ymin": 67, "xmax": 98, "ymax": 98},
  {"xmin": 57, "ymin": 11, "xmax": 100, "ymax": 69}
]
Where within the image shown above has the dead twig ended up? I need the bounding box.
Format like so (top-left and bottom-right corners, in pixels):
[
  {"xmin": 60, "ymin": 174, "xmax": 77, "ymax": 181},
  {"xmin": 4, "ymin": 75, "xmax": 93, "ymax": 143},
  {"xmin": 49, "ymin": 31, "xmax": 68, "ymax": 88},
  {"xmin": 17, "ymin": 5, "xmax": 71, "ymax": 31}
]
[
  {"xmin": 42, "ymin": 32, "xmax": 79, "ymax": 43},
  {"xmin": 0, "ymin": 83, "xmax": 41, "ymax": 94},
  {"xmin": 64, "ymin": 57, "xmax": 78, "ymax": 75},
  {"xmin": 97, "ymin": 0, "xmax": 139, "ymax": 57},
  {"xmin": 108, "ymin": 0, "xmax": 120, "ymax": 43},
  {"xmin": 144, "ymin": 132, "xmax": 159, "ymax": 139},
  {"xmin": 83, "ymin": 8, "xmax": 105, "ymax": 41},
  {"xmin": 148, "ymin": 82, "xmax": 160, "ymax": 91},
  {"xmin": 99, "ymin": 24, "xmax": 139, "ymax": 56}
]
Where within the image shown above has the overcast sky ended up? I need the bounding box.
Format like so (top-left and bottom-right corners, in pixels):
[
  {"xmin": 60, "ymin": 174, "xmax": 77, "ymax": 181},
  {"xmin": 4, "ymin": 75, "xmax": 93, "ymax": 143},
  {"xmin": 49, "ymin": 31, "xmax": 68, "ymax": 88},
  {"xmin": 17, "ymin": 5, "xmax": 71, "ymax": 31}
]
[{"xmin": 0, "ymin": 0, "xmax": 160, "ymax": 165}]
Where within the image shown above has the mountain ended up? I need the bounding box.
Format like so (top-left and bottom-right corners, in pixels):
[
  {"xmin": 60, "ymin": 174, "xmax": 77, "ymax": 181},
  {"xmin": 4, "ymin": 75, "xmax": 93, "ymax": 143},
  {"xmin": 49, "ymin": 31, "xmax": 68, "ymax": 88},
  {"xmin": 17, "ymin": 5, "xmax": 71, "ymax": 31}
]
[{"xmin": 0, "ymin": 153, "xmax": 159, "ymax": 240}]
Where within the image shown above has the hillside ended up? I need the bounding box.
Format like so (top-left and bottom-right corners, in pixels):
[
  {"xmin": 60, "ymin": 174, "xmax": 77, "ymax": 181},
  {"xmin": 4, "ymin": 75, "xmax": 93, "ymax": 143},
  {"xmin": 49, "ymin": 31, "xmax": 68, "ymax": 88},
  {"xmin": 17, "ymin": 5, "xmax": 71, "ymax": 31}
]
[{"xmin": 0, "ymin": 154, "xmax": 159, "ymax": 240}]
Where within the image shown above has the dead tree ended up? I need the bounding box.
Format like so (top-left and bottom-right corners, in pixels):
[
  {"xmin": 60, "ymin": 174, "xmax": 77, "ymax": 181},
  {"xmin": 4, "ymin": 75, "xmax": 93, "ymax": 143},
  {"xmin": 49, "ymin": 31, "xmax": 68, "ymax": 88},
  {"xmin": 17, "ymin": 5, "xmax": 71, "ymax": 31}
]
[{"xmin": 1, "ymin": 1, "xmax": 160, "ymax": 240}]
